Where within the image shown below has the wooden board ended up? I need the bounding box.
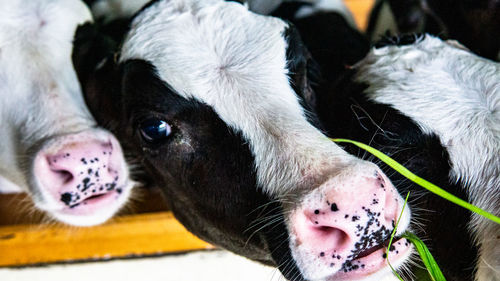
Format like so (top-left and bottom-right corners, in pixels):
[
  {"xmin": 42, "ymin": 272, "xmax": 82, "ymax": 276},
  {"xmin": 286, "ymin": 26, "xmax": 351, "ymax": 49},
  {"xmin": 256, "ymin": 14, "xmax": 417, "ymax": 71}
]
[
  {"xmin": 0, "ymin": 188, "xmax": 170, "ymax": 226},
  {"xmin": 0, "ymin": 212, "xmax": 213, "ymax": 267}
]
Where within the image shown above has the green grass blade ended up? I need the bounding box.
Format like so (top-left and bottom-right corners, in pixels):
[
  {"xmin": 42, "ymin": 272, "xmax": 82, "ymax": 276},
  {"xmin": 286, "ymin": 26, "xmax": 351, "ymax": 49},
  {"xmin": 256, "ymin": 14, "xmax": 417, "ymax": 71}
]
[
  {"xmin": 402, "ymin": 232, "xmax": 446, "ymax": 281},
  {"xmin": 385, "ymin": 192, "xmax": 446, "ymax": 281},
  {"xmin": 331, "ymin": 138, "xmax": 500, "ymax": 224}
]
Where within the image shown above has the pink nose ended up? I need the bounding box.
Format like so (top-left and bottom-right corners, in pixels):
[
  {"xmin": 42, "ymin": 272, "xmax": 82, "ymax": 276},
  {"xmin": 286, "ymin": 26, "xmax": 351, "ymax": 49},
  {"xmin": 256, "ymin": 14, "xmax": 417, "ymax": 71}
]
[
  {"xmin": 291, "ymin": 168, "xmax": 402, "ymax": 270},
  {"xmin": 34, "ymin": 135, "xmax": 125, "ymax": 208}
]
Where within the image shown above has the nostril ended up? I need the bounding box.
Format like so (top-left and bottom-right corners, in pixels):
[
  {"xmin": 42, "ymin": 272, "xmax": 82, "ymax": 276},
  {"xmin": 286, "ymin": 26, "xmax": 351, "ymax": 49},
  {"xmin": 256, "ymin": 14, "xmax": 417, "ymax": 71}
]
[
  {"xmin": 51, "ymin": 169, "xmax": 74, "ymax": 185},
  {"xmin": 312, "ymin": 225, "xmax": 350, "ymax": 251}
]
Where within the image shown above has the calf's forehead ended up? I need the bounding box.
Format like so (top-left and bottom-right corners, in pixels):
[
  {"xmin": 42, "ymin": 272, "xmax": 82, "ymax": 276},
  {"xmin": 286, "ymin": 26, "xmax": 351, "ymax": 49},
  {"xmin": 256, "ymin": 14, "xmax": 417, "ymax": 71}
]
[
  {"xmin": 121, "ymin": 0, "xmax": 293, "ymax": 114},
  {"xmin": 120, "ymin": 0, "xmax": 351, "ymax": 196}
]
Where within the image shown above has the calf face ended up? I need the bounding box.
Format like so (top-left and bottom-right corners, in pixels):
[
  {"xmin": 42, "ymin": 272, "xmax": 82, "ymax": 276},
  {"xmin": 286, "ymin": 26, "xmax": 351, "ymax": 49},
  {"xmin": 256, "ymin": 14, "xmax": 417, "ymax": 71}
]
[
  {"xmin": 0, "ymin": 0, "xmax": 134, "ymax": 226},
  {"xmin": 76, "ymin": 0, "xmax": 414, "ymax": 280}
]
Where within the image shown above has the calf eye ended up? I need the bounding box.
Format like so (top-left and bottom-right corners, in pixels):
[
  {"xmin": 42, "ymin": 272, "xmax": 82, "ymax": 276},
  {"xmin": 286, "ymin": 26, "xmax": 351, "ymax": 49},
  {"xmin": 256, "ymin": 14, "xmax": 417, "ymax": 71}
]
[{"xmin": 139, "ymin": 118, "xmax": 172, "ymax": 143}]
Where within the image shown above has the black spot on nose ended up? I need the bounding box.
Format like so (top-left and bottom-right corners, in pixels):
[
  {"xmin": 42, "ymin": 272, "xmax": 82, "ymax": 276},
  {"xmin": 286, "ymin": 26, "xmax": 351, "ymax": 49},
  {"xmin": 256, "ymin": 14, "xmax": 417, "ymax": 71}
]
[
  {"xmin": 331, "ymin": 203, "xmax": 339, "ymax": 212},
  {"xmin": 60, "ymin": 192, "xmax": 73, "ymax": 205},
  {"xmin": 314, "ymin": 210, "xmax": 320, "ymax": 214},
  {"xmin": 81, "ymin": 177, "xmax": 93, "ymax": 192}
]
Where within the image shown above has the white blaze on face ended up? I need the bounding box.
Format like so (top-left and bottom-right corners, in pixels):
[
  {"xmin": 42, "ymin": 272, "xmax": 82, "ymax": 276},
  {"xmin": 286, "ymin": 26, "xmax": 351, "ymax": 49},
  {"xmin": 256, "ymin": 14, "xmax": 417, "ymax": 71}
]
[{"xmin": 120, "ymin": 0, "xmax": 356, "ymax": 196}]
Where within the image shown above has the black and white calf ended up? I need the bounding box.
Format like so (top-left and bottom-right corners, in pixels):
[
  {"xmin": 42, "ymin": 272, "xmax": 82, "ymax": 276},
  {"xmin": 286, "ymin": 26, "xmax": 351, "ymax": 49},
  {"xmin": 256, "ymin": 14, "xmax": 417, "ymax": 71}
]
[
  {"xmin": 316, "ymin": 35, "xmax": 499, "ymax": 281},
  {"xmin": 271, "ymin": 5, "xmax": 499, "ymax": 279},
  {"xmin": 75, "ymin": 0, "xmax": 415, "ymax": 280},
  {"xmin": 0, "ymin": 0, "xmax": 134, "ymax": 226}
]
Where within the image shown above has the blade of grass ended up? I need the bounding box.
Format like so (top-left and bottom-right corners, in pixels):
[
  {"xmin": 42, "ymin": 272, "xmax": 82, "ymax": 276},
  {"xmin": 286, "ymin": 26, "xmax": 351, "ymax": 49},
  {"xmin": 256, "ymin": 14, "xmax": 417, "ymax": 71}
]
[
  {"xmin": 387, "ymin": 192, "xmax": 446, "ymax": 281},
  {"xmin": 402, "ymin": 232, "xmax": 446, "ymax": 281},
  {"xmin": 331, "ymin": 138, "xmax": 500, "ymax": 224}
]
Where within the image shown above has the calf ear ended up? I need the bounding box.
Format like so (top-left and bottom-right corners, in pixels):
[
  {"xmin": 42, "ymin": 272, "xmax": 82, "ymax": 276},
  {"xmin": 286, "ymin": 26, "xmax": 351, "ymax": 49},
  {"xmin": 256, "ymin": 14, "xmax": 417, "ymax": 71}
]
[
  {"xmin": 284, "ymin": 24, "xmax": 319, "ymax": 112},
  {"xmin": 72, "ymin": 23, "xmax": 122, "ymax": 128}
]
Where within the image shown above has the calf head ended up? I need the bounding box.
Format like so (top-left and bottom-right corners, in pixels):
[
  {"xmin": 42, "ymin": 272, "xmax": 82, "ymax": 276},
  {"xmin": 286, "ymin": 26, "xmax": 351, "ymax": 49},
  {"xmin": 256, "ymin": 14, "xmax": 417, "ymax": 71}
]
[
  {"xmin": 0, "ymin": 0, "xmax": 134, "ymax": 226},
  {"xmin": 77, "ymin": 0, "xmax": 413, "ymax": 279}
]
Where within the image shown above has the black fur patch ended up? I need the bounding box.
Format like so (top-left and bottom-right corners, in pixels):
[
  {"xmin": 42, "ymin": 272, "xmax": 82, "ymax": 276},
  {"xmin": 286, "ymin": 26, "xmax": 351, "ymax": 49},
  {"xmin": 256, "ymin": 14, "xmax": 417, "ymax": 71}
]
[
  {"xmin": 283, "ymin": 23, "xmax": 321, "ymax": 127},
  {"xmin": 373, "ymin": 33, "xmax": 425, "ymax": 49},
  {"xmin": 103, "ymin": 59, "xmax": 286, "ymax": 264},
  {"xmin": 274, "ymin": 6, "xmax": 370, "ymax": 85}
]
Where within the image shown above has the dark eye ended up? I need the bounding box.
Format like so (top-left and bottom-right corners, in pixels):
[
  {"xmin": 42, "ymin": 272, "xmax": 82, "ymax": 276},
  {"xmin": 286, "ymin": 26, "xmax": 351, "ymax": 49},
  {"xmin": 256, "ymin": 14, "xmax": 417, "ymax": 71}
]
[{"xmin": 139, "ymin": 118, "xmax": 172, "ymax": 143}]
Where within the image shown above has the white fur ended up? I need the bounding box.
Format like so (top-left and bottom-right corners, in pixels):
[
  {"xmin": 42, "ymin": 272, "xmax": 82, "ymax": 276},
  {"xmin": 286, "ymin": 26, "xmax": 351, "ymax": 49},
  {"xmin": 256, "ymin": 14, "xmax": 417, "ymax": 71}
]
[
  {"xmin": 354, "ymin": 35, "xmax": 500, "ymax": 281},
  {"xmin": 0, "ymin": 0, "xmax": 94, "ymax": 191},
  {"xmin": 0, "ymin": 0, "xmax": 134, "ymax": 227},
  {"xmin": 120, "ymin": 0, "xmax": 361, "ymax": 197}
]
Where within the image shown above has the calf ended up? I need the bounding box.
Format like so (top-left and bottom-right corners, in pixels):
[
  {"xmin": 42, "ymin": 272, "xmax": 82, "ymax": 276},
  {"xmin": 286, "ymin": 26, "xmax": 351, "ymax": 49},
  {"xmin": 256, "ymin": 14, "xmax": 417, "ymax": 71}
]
[
  {"xmin": 76, "ymin": 0, "xmax": 499, "ymax": 280},
  {"xmin": 274, "ymin": 5, "xmax": 487, "ymax": 279},
  {"xmin": 75, "ymin": 0, "xmax": 414, "ymax": 280},
  {"xmin": 316, "ymin": 34, "xmax": 499, "ymax": 281},
  {"xmin": 0, "ymin": 0, "xmax": 134, "ymax": 226}
]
